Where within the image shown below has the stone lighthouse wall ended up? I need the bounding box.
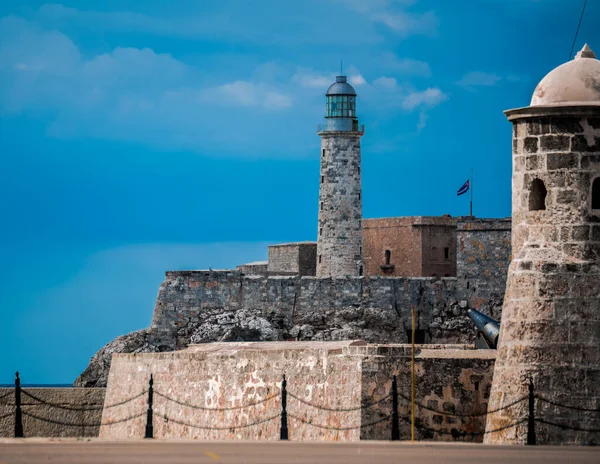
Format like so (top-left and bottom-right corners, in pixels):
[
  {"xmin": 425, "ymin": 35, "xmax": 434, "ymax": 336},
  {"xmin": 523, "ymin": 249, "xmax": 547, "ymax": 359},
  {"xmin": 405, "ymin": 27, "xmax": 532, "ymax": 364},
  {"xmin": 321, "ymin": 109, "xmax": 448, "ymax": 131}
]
[
  {"xmin": 484, "ymin": 109, "xmax": 600, "ymax": 445},
  {"xmin": 317, "ymin": 132, "xmax": 363, "ymax": 277}
]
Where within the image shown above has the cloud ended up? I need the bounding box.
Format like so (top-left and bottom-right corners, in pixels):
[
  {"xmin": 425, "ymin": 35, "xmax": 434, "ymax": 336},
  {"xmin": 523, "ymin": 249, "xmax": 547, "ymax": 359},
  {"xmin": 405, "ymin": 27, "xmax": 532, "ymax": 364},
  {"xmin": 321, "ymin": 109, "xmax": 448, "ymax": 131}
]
[
  {"xmin": 338, "ymin": 0, "xmax": 438, "ymax": 37},
  {"xmin": 0, "ymin": 13, "xmax": 448, "ymax": 156},
  {"xmin": 373, "ymin": 76, "xmax": 398, "ymax": 90},
  {"xmin": 0, "ymin": 16, "xmax": 301, "ymax": 155},
  {"xmin": 380, "ymin": 53, "xmax": 431, "ymax": 77},
  {"xmin": 349, "ymin": 74, "xmax": 367, "ymax": 86},
  {"xmin": 401, "ymin": 88, "xmax": 448, "ymax": 110},
  {"xmin": 204, "ymin": 81, "xmax": 292, "ymax": 110},
  {"xmin": 371, "ymin": 11, "xmax": 438, "ymax": 37},
  {"xmin": 35, "ymin": 3, "xmax": 381, "ymax": 46},
  {"xmin": 457, "ymin": 71, "xmax": 501, "ymax": 89},
  {"xmin": 292, "ymin": 69, "xmax": 334, "ymax": 88}
]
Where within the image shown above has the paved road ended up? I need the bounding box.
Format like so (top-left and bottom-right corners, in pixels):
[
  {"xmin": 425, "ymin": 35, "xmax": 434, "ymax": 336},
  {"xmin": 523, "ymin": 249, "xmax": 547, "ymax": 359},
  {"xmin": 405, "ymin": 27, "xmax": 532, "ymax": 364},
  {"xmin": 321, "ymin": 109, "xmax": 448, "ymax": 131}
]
[{"xmin": 0, "ymin": 440, "xmax": 597, "ymax": 464}]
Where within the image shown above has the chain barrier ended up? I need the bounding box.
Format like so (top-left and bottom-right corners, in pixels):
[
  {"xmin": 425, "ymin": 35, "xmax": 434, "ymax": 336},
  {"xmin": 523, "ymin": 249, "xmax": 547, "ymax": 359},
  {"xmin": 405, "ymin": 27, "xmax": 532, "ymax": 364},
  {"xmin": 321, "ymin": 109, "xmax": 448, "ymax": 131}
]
[
  {"xmin": 8, "ymin": 373, "xmax": 600, "ymax": 441},
  {"xmin": 0, "ymin": 391, "xmax": 12, "ymax": 401},
  {"xmin": 21, "ymin": 390, "xmax": 105, "ymax": 412},
  {"xmin": 399, "ymin": 415, "xmax": 528, "ymax": 438},
  {"xmin": 535, "ymin": 395, "xmax": 600, "ymax": 413},
  {"xmin": 21, "ymin": 410, "xmax": 145, "ymax": 428},
  {"xmin": 287, "ymin": 391, "xmax": 391, "ymax": 412},
  {"xmin": 103, "ymin": 389, "xmax": 148, "ymax": 409},
  {"xmin": 288, "ymin": 412, "xmax": 392, "ymax": 431},
  {"xmin": 19, "ymin": 388, "xmax": 147, "ymax": 411},
  {"xmin": 535, "ymin": 418, "xmax": 600, "ymax": 433},
  {"xmin": 397, "ymin": 392, "xmax": 528, "ymax": 418},
  {"xmin": 153, "ymin": 410, "xmax": 280, "ymax": 430},
  {"xmin": 154, "ymin": 390, "xmax": 279, "ymax": 411}
]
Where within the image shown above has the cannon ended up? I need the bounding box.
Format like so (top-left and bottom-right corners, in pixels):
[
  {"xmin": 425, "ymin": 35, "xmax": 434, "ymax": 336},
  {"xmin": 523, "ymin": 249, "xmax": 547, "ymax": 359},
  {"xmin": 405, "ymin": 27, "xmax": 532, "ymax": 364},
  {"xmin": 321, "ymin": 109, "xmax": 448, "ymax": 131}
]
[{"xmin": 467, "ymin": 308, "xmax": 500, "ymax": 349}]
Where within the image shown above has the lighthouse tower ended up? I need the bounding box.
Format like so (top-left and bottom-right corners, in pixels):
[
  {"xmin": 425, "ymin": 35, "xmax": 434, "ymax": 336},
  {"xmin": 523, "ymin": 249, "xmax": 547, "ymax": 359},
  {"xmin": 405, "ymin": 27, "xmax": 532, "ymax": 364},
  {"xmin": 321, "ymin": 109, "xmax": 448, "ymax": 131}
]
[
  {"xmin": 485, "ymin": 44, "xmax": 600, "ymax": 445},
  {"xmin": 316, "ymin": 76, "xmax": 364, "ymax": 277}
]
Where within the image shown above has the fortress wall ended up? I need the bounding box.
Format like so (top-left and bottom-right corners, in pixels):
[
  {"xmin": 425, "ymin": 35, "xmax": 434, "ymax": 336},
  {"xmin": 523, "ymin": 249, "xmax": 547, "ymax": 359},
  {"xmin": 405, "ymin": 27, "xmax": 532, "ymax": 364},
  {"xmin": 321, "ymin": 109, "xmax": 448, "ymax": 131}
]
[
  {"xmin": 101, "ymin": 341, "xmax": 495, "ymax": 441},
  {"xmin": 150, "ymin": 272, "xmax": 483, "ymax": 349},
  {"xmin": 357, "ymin": 345, "xmax": 496, "ymax": 441},
  {"xmin": 457, "ymin": 219, "xmax": 512, "ymax": 319},
  {"xmin": 0, "ymin": 388, "xmax": 105, "ymax": 437},
  {"xmin": 76, "ymin": 225, "xmax": 511, "ymax": 388},
  {"xmin": 101, "ymin": 342, "xmax": 364, "ymax": 441}
]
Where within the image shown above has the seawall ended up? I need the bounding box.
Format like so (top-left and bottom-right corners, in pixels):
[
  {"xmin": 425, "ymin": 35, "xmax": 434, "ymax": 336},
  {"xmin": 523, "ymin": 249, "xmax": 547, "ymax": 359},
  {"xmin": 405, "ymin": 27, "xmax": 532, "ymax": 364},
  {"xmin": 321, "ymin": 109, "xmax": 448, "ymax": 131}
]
[{"xmin": 0, "ymin": 388, "xmax": 105, "ymax": 437}]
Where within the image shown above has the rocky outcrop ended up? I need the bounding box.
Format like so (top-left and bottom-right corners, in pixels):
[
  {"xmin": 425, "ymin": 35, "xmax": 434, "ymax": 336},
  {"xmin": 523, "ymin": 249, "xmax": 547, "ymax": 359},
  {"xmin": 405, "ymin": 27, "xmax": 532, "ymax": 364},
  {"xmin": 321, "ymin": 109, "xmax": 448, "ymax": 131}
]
[{"xmin": 73, "ymin": 329, "xmax": 168, "ymax": 387}]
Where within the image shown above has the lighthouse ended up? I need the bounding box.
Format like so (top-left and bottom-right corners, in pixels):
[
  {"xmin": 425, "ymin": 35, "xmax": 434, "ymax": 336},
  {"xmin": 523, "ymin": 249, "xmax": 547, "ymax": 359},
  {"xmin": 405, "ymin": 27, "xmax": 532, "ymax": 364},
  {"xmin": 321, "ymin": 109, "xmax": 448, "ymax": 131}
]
[{"xmin": 316, "ymin": 76, "xmax": 364, "ymax": 277}]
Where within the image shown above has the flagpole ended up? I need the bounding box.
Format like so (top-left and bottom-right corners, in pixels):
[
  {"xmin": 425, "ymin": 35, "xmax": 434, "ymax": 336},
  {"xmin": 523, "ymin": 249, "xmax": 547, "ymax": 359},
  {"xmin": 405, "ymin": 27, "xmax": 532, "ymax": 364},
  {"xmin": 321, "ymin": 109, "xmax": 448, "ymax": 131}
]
[{"xmin": 470, "ymin": 168, "xmax": 473, "ymax": 217}]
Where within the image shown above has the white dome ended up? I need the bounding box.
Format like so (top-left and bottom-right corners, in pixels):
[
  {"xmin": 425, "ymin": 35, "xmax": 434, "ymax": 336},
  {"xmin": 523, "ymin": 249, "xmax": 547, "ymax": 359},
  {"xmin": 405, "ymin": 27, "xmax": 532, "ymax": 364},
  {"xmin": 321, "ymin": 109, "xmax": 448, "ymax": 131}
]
[{"xmin": 531, "ymin": 44, "xmax": 600, "ymax": 106}]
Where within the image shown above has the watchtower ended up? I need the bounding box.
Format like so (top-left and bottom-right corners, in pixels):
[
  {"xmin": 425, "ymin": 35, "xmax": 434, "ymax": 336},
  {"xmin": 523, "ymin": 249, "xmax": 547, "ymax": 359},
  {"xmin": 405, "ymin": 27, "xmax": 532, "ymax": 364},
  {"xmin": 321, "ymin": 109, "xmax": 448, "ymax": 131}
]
[
  {"xmin": 316, "ymin": 76, "xmax": 364, "ymax": 277},
  {"xmin": 485, "ymin": 44, "xmax": 600, "ymax": 445}
]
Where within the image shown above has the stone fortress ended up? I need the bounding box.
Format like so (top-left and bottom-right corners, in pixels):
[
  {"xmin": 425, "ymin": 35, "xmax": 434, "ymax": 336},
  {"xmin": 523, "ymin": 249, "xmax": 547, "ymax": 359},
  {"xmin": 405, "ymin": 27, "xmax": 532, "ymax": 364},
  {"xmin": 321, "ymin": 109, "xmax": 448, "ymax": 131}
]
[{"xmin": 71, "ymin": 45, "xmax": 599, "ymax": 445}]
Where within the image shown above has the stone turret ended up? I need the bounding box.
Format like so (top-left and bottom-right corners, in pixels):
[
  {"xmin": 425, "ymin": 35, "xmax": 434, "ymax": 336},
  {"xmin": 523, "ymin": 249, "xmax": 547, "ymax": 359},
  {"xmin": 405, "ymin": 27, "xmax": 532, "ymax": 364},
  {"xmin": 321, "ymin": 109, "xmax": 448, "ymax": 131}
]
[
  {"xmin": 316, "ymin": 76, "xmax": 364, "ymax": 277},
  {"xmin": 484, "ymin": 44, "xmax": 600, "ymax": 445}
]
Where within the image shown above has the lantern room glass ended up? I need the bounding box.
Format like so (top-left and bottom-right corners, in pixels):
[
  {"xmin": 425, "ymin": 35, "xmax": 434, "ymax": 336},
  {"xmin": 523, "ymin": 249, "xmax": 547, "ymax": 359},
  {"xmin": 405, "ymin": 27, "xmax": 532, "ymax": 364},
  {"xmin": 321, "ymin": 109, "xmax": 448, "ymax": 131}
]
[{"xmin": 326, "ymin": 95, "xmax": 356, "ymax": 118}]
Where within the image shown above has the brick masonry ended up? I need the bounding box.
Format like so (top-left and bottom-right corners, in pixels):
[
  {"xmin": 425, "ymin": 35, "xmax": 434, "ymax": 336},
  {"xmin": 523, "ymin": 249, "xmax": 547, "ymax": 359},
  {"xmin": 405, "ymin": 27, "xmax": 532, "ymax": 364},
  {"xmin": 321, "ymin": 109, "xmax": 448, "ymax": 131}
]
[
  {"xmin": 317, "ymin": 133, "xmax": 363, "ymax": 277},
  {"xmin": 485, "ymin": 109, "xmax": 600, "ymax": 445},
  {"xmin": 100, "ymin": 341, "xmax": 495, "ymax": 441},
  {"xmin": 363, "ymin": 216, "xmax": 458, "ymax": 278},
  {"xmin": 0, "ymin": 388, "xmax": 105, "ymax": 437}
]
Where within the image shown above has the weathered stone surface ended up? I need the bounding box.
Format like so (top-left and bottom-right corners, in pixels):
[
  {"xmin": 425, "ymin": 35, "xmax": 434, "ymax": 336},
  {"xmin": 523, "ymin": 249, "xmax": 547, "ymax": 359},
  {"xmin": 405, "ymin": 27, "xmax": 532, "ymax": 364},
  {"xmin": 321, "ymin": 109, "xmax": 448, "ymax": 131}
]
[
  {"xmin": 267, "ymin": 243, "xmax": 317, "ymax": 276},
  {"xmin": 487, "ymin": 110, "xmax": 600, "ymax": 445},
  {"xmin": 100, "ymin": 341, "xmax": 495, "ymax": 441},
  {"xmin": 0, "ymin": 388, "xmax": 105, "ymax": 437},
  {"xmin": 317, "ymin": 133, "xmax": 363, "ymax": 277}
]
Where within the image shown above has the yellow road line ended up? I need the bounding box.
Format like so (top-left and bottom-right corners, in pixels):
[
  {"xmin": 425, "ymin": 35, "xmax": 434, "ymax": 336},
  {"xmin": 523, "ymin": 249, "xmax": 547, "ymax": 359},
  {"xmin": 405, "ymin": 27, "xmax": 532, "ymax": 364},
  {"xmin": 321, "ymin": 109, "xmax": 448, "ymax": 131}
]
[{"xmin": 203, "ymin": 450, "xmax": 221, "ymax": 462}]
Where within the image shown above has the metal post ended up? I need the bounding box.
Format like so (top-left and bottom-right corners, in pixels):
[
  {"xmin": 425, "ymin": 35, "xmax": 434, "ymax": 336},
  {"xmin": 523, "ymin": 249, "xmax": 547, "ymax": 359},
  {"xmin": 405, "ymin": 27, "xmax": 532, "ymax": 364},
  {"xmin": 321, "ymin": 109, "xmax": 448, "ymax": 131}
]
[
  {"xmin": 391, "ymin": 375, "xmax": 399, "ymax": 441},
  {"xmin": 527, "ymin": 378, "xmax": 536, "ymax": 445},
  {"xmin": 411, "ymin": 306, "xmax": 416, "ymax": 442},
  {"xmin": 144, "ymin": 374, "xmax": 154, "ymax": 439},
  {"xmin": 280, "ymin": 374, "xmax": 288, "ymax": 440},
  {"xmin": 14, "ymin": 372, "xmax": 23, "ymax": 438}
]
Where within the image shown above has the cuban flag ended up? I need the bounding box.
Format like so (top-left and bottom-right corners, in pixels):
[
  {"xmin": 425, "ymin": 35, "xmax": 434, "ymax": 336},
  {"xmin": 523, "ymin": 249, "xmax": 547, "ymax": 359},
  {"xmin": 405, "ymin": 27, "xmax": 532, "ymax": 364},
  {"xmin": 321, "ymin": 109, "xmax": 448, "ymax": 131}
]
[{"xmin": 457, "ymin": 180, "xmax": 470, "ymax": 196}]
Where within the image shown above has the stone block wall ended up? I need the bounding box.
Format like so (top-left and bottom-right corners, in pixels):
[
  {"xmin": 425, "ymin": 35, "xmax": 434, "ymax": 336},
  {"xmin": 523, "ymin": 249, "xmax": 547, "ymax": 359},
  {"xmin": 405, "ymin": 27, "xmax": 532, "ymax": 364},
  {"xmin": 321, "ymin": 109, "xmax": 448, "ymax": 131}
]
[
  {"xmin": 0, "ymin": 388, "xmax": 105, "ymax": 437},
  {"xmin": 317, "ymin": 133, "xmax": 363, "ymax": 277},
  {"xmin": 76, "ymin": 260, "xmax": 510, "ymax": 387},
  {"xmin": 486, "ymin": 111, "xmax": 600, "ymax": 445},
  {"xmin": 267, "ymin": 243, "xmax": 317, "ymax": 276},
  {"xmin": 236, "ymin": 262, "xmax": 268, "ymax": 275},
  {"xmin": 457, "ymin": 218, "xmax": 512, "ymax": 320},
  {"xmin": 149, "ymin": 271, "xmax": 475, "ymax": 351},
  {"xmin": 101, "ymin": 341, "xmax": 495, "ymax": 441}
]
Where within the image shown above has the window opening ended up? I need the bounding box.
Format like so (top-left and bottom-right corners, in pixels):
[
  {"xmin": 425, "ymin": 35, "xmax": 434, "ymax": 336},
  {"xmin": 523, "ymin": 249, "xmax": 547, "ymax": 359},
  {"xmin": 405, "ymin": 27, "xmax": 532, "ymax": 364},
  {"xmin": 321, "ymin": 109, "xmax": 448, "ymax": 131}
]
[
  {"xmin": 384, "ymin": 249, "xmax": 391, "ymax": 265},
  {"xmin": 321, "ymin": 175, "xmax": 324, "ymax": 184},
  {"xmin": 592, "ymin": 177, "xmax": 600, "ymax": 210},
  {"xmin": 529, "ymin": 178, "xmax": 547, "ymax": 211},
  {"xmin": 444, "ymin": 247, "xmax": 450, "ymax": 261},
  {"xmin": 319, "ymin": 228, "xmax": 323, "ymax": 236},
  {"xmin": 318, "ymin": 255, "xmax": 322, "ymax": 264}
]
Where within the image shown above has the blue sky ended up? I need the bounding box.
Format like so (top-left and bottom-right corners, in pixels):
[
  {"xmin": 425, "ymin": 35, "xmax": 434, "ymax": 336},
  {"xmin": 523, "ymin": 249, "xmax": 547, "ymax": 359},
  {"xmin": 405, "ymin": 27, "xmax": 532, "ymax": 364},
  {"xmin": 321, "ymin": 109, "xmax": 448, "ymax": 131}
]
[{"xmin": 1, "ymin": 0, "xmax": 598, "ymax": 384}]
